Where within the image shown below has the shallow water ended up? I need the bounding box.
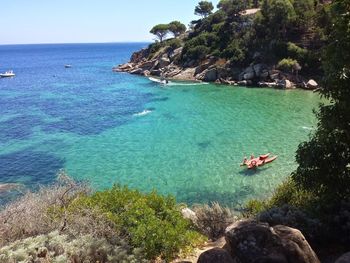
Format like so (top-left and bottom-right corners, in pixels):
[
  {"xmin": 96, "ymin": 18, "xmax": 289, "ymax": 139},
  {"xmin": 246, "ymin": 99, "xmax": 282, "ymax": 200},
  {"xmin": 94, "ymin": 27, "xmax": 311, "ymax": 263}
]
[{"xmin": 0, "ymin": 43, "xmax": 320, "ymax": 206}]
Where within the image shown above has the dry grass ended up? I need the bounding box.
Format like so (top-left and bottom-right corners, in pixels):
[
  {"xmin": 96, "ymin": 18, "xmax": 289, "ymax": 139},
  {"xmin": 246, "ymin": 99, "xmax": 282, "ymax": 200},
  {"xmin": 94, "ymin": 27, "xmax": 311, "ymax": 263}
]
[{"xmin": 192, "ymin": 202, "xmax": 237, "ymax": 240}]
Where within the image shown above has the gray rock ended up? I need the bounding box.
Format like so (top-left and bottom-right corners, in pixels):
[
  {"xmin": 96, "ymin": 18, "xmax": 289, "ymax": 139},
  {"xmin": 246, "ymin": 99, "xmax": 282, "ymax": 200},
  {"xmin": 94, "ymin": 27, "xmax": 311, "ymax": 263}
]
[
  {"xmin": 307, "ymin": 79, "xmax": 318, "ymax": 89},
  {"xmin": 277, "ymin": 79, "xmax": 294, "ymax": 89},
  {"xmin": 197, "ymin": 248, "xmax": 234, "ymax": 263},
  {"xmin": 159, "ymin": 56, "xmax": 171, "ymax": 68},
  {"xmin": 150, "ymin": 69, "xmax": 162, "ymax": 76},
  {"xmin": 130, "ymin": 48, "xmax": 150, "ymax": 63},
  {"xmin": 139, "ymin": 60, "xmax": 157, "ymax": 71},
  {"xmin": 169, "ymin": 47, "xmax": 183, "ymax": 60},
  {"xmin": 181, "ymin": 207, "xmax": 197, "ymax": 223},
  {"xmin": 335, "ymin": 252, "xmax": 350, "ymax": 263},
  {"xmin": 130, "ymin": 68, "xmax": 143, "ymax": 75},
  {"xmin": 225, "ymin": 220, "xmax": 320, "ymax": 263},
  {"xmin": 204, "ymin": 68, "xmax": 218, "ymax": 82},
  {"xmin": 195, "ymin": 63, "xmax": 210, "ymax": 76}
]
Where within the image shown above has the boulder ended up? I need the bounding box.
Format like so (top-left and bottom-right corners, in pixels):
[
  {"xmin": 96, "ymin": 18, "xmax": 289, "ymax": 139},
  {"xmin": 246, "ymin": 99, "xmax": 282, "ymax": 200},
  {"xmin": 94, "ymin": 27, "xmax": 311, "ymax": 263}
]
[
  {"xmin": 197, "ymin": 248, "xmax": 234, "ymax": 263},
  {"xmin": 159, "ymin": 56, "xmax": 171, "ymax": 68},
  {"xmin": 335, "ymin": 252, "xmax": 350, "ymax": 263},
  {"xmin": 306, "ymin": 79, "xmax": 318, "ymax": 89},
  {"xmin": 243, "ymin": 66, "xmax": 255, "ymax": 80},
  {"xmin": 113, "ymin": 63, "xmax": 133, "ymax": 72},
  {"xmin": 130, "ymin": 68, "xmax": 143, "ymax": 75},
  {"xmin": 225, "ymin": 220, "xmax": 320, "ymax": 263},
  {"xmin": 139, "ymin": 60, "xmax": 157, "ymax": 71},
  {"xmin": 195, "ymin": 63, "xmax": 210, "ymax": 76},
  {"xmin": 130, "ymin": 48, "xmax": 150, "ymax": 63},
  {"xmin": 150, "ymin": 69, "xmax": 162, "ymax": 76},
  {"xmin": 169, "ymin": 47, "xmax": 183, "ymax": 60},
  {"xmin": 181, "ymin": 208, "xmax": 197, "ymax": 223},
  {"xmin": 204, "ymin": 68, "xmax": 218, "ymax": 82},
  {"xmin": 237, "ymin": 80, "xmax": 248, "ymax": 86},
  {"xmin": 277, "ymin": 79, "xmax": 294, "ymax": 89}
]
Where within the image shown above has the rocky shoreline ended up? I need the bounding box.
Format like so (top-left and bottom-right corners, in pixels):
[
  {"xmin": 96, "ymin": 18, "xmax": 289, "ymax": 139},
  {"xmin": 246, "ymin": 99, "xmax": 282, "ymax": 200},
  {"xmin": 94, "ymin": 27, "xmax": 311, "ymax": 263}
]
[{"xmin": 113, "ymin": 46, "xmax": 319, "ymax": 90}]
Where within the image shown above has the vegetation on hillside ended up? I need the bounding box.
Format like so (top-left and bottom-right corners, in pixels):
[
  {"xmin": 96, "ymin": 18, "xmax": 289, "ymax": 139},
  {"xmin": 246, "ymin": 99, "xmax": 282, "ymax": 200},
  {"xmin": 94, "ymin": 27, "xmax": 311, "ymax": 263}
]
[
  {"xmin": 148, "ymin": 0, "xmax": 331, "ymax": 79},
  {"xmin": 245, "ymin": 0, "xmax": 350, "ymax": 254},
  {"xmin": 0, "ymin": 172, "xmax": 207, "ymax": 262}
]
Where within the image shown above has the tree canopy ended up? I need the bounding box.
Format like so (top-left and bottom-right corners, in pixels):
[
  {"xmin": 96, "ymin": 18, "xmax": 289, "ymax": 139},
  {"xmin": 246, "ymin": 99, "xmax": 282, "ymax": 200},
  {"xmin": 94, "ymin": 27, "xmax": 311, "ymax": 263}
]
[
  {"xmin": 169, "ymin": 21, "xmax": 186, "ymax": 37},
  {"xmin": 293, "ymin": 0, "xmax": 350, "ymax": 206},
  {"xmin": 195, "ymin": 1, "xmax": 214, "ymax": 18},
  {"xmin": 150, "ymin": 24, "xmax": 170, "ymax": 42}
]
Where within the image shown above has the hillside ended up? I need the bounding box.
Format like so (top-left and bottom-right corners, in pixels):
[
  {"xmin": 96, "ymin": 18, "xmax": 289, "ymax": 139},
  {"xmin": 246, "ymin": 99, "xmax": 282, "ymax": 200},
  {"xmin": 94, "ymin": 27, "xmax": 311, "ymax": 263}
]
[{"xmin": 115, "ymin": 0, "xmax": 332, "ymax": 89}]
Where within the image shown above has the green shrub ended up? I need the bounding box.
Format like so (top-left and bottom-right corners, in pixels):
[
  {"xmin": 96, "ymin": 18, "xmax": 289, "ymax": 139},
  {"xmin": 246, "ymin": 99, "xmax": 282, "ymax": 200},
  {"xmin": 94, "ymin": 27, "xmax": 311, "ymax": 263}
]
[
  {"xmin": 72, "ymin": 186, "xmax": 204, "ymax": 261},
  {"xmin": 243, "ymin": 199, "xmax": 268, "ymax": 218},
  {"xmin": 277, "ymin": 58, "xmax": 300, "ymax": 73},
  {"xmin": 166, "ymin": 38, "xmax": 183, "ymax": 50},
  {"xmin": 0, "ymin": 231, "xmax": 147, "ymax": 263},
  {"xmin": 184, "ymin": 45, "xmax": 210, "ymax": 62},
  {"xmin": 287, "ymin": 42, "xmax": 308, "ymax": 61}
]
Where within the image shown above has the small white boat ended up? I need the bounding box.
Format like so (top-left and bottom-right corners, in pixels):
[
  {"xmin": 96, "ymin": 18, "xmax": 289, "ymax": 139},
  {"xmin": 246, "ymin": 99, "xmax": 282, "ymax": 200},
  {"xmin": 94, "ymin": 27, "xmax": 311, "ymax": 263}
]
[
  {"xmin": 64, "ymin": 64, "xmax": 72, "ymax": 68},
  {"xmin": 0, "ymin": 70, "xmax": 15, "ymax": 78},
  {"xmin": 149, "ymin": 77, "xmax": 168, "ymax": 85}
]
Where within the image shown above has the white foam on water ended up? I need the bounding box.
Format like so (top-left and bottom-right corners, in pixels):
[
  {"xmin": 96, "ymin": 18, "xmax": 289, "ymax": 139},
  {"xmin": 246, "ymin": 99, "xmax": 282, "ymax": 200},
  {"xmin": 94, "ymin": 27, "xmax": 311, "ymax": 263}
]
[
  {"xmin": 133, "ymin": 109, "xmax": 152, "ymax": 117},
  {"xmin": 301, "ymin": 126, "xmax": 315, "ymax": 130}
]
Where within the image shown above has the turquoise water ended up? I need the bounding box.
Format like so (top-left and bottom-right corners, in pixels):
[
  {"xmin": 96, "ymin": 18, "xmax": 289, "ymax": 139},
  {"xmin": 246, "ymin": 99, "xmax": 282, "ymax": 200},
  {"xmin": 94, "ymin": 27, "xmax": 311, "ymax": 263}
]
[{"xmin": 0, "ymin": 43, "xmax": 320, "ymax": 206}]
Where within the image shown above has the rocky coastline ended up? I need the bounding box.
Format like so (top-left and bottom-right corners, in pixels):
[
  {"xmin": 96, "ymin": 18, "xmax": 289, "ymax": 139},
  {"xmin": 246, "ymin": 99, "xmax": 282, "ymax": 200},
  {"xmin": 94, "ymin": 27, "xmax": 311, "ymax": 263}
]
[{"xmin": 113, "ymin": 46, "xmax": 319, "ymax": 90}]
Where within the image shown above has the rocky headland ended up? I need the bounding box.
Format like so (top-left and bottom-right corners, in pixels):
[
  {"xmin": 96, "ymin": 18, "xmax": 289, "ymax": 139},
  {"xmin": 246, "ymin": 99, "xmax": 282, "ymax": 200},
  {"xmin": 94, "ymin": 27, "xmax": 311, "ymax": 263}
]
[{"xmin": 114, "ymin": 45, "xmax": 319, "ymax": 90}]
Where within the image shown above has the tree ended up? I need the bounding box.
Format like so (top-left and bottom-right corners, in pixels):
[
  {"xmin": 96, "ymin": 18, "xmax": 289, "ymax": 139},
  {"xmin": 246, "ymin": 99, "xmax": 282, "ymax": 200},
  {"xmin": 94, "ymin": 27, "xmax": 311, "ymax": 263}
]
[
  {"xmin": 292, "ymin": 0, "xmax": 350, "ymax": 205},
  {"xmin": 261, "ymin": 0, "xmax": 296, "ymax": 39},
  {"xmin": 195, "ymin": 1, "xmax": 214, "ymax": 18},
  {"xmin": 150, "ymin": 24, "xmax": 170, "ymax": 42},
  {"xmin": 169, "ymin": 21, "xmax": 187, "ymax": 38}
]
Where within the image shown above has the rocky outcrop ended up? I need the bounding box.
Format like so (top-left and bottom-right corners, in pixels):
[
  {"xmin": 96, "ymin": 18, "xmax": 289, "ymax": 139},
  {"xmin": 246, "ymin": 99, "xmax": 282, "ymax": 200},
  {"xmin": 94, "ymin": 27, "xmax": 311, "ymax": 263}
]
[
  {"xmin": 197, "ymin": 248, "xmax": 234, "ymax": 263},
  {"xmin": 196, "ymin": 220, "xmax": 320, "ymax": 263},
  {"xmin": 307, "ymin": 79, "xmax": 318, "ymax": 89},
  {"xmin": 335, "ymin": 252, "xmax": 350, "ymax": 263},
  {"xmin": 114, "ymin": 45, "xmax": 317, "ymax": 90},
  {"xmin": 225, "ymin": 220, "xmax": 319, "ymax": 263}
]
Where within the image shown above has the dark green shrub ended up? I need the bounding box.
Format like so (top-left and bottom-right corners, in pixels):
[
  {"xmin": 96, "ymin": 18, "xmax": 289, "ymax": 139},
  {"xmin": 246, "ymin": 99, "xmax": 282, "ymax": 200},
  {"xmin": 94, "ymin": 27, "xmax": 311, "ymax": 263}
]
[
  {"xmin": 73, "ymin": 186, "xmax": 204, "ymax": 260},
  {"xmin": 277, "ymin": 58, "xmax": 300, "ymax": 73},
  {"xmin": 166, "ymin": 38, "xmax": 183, "ymax": 50},
  {"xmin": 287, "ymin": 42, "xmax": 307, "ymax": 61}
]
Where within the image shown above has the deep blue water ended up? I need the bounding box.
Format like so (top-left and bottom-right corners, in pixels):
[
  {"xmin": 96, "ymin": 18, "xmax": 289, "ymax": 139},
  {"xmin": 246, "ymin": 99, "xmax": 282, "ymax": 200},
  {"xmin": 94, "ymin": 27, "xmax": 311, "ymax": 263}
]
[{"xmin": 0, "ymin": 43, "xmax": 320, "ymax": 207}]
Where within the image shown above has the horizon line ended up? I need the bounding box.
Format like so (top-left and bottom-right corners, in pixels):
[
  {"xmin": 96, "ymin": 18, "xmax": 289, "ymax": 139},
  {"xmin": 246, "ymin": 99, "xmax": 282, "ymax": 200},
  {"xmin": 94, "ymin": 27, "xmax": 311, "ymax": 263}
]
[{"xmin": 0, "ymin": 41, "xmax": 152, "ymax": 46}]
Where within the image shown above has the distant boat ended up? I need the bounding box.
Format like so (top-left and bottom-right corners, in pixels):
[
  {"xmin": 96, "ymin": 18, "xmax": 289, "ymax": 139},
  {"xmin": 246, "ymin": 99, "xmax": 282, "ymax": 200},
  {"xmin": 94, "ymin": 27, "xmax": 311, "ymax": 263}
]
[
  {"xmin": 64, "ymin": 64, "xmax": 72, "ymax": 68},
  {"xmin": 0, "ymin": 70, "xmax": 15, "ymax": 78}
]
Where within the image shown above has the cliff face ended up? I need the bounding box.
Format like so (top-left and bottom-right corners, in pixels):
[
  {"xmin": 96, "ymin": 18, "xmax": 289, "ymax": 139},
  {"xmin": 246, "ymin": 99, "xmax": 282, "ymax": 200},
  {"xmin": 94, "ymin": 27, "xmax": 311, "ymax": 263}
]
[{"xmin": 113, "ymin": 44, "xmax": 318, "ymax": 90}]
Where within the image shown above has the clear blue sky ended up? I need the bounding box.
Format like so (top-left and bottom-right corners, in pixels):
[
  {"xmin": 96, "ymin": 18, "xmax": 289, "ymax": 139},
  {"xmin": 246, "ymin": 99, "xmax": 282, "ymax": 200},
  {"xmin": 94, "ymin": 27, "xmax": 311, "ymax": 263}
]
[{"xmin": 0, "ymin": 0, "xmax": 220, "ymax": 45}]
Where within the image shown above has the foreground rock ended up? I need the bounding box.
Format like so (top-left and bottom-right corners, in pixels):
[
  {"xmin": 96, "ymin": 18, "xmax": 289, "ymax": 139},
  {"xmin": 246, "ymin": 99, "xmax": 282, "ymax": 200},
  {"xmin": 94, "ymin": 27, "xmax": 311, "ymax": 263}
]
[
  {"xmin": 335, "ymin": 252, "xmax": 350, "ymax": 263},
  {"xmin": 197, "ymin": 248, "xmax": 234, "ymax": 263},
  {"xmin": 196, "ymin": 220, "xmax": 319, "ymax": 263},
  {"xmin": 225, "ymin": 220, "xmax": 320, "ymax": 263}
]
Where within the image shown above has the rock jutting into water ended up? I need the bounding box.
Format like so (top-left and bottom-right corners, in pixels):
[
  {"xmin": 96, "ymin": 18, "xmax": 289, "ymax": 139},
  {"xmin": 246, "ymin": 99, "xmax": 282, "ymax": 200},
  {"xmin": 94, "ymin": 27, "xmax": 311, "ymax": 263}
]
[{"xmin": 114, "ymin": 46, "xmax": 319, "ymax": 90}]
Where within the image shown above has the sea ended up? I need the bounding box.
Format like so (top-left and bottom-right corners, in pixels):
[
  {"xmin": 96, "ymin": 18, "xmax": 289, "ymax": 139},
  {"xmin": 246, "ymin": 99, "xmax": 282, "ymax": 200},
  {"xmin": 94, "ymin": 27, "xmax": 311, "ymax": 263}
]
[{"xmin": 0, "ymin": 43, "xmax": 320, "ymax": 207}]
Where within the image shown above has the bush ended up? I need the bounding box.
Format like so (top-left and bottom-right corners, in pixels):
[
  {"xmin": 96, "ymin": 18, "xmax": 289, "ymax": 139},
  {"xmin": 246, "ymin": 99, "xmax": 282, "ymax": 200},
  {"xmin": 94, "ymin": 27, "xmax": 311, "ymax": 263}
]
[
  {"xmin": 73, "ymin": 186, "xmax": 204, "ymax": 260},
  {"xmin": 258, "ymin": 204, "xmax": 322, "ymax": 242},
  {"xmin": 0, "ymin": 171, "xmax": 89, "ymax": 246},
  {"xmin": 287, "ymin": 42, "xmax": 307, "ymax": 61},
  {"xmin": 192, "ymin": 202, "xmax": 236, "ymax": 240},
  {"xmin": 0, "ymin": 231, "xmax": 147, "ymax": 263},
  {"xmin": 166, "ymin": 38, "xmax": 183, "ymax": 50},
  {"xmin": 184, "ymin": 45, "xmax": 210, "ymax": 62},
  {"xmin": 277, "ymin": 58, "xmax": 300, "ymax": 73}
]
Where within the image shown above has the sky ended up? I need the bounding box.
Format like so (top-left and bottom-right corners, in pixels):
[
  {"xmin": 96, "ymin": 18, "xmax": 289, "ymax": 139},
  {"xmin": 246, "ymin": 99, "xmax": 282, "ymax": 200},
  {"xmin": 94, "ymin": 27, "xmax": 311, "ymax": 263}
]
[{"xmin": 0, "ymin": 0, "xmax": 220, "ymax": 45}]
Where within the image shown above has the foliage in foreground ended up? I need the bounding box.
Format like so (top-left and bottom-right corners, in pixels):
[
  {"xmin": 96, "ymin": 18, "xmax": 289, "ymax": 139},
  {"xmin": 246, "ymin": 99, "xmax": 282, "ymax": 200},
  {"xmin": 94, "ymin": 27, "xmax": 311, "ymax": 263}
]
[
  {"xmin": 0, "ymin": 175, "xmax": 204, "ymax": 261},
  {"xmin": 73, "ymin": 186, "xmax": 205, "ymax": 260},
  {"xmin": 192, "ymin": 202, "xmax": 236, "ymax": 240},
  {"xmin": 0, "ymin": 231, "xmax": 146, "ymax": 263}
]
